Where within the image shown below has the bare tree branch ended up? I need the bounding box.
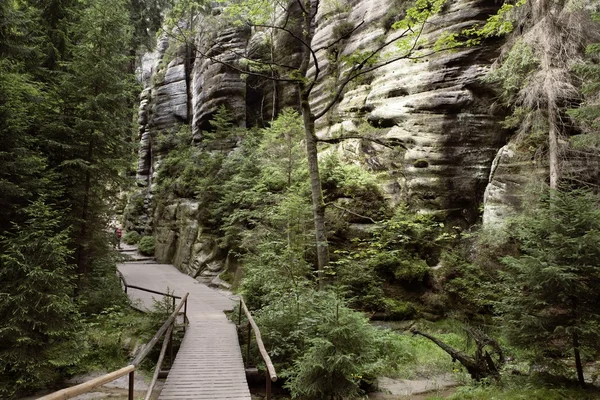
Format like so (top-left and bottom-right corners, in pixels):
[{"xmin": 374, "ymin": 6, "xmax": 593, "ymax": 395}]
[
  {"xmin": 195, "ymin": 47, "xmax": 302, "ymax": 83},
  {"xmin": 314, "ymin": 20, "xmax": 366, "ymax": 53},
  {"xmin": 313, "ymin": 25, "xmax": 417, "ymax": 120},
  {"xmin": 325, "ymin": 202, "xmax": 380, "ymax": 224},
  {"xmin": 223, "ymin": 46, "xmax": 300, "ymax": 71},
  {"xmin": 318, "ymin": 134, "xmax": 407, "ymax": 150}
]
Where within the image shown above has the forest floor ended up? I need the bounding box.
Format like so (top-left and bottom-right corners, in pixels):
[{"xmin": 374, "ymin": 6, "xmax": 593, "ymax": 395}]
[{"xmin": 369, "ymin": 375, "xmax": 457, "ymax": 399}]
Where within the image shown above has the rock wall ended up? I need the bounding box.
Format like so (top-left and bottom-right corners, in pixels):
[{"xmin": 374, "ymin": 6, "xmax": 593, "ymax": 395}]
[
  {"xmin": 134, "ymin": 0, "xmax": 512, "ymax": 276},
  {"xmin": 311, "ymin": 0, "xmax": 507, "ymax": 226}
]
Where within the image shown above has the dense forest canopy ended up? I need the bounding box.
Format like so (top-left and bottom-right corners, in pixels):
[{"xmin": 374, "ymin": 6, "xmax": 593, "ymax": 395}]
[{"xmin": 2, "ymin": 0, "xmax": 600, "ymax": 398}]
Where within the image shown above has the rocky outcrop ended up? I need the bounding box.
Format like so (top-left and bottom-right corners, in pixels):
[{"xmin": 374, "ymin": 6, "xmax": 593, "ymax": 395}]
[
  {"xmin": 313, "ymin": 0, "xmax": 506, "ymax": 225},
  {"xmin": 191, "ymin": 26, "xmax": 251, "ymax": 139},
  {"xmin": 482, "ymin": 144, "xmax": 545, "ymax": 226},
  {"xmin": 134, "ymin": 0, "xmax": 511, "ymax": 276},
  {"xmin": 154, "ymin": 199, "xmax": 232, "ymax": 286}
]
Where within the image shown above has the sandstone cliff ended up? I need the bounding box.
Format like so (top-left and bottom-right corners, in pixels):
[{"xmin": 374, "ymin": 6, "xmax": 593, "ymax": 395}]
[{"xmin": 131, "ymin": 0, "xmax": 515, "ymax": 276}]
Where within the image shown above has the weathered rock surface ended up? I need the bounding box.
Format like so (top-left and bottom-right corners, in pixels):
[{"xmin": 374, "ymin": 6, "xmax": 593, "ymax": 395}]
[
  {"xmin": 133, "ymin": 0, "xmax": 513, "ymax": 275},
  {"xmin": 153, "ymin": 199, "xmax": 228, "ymax": 281},
  {"xmin": 312, "ymin": 0, "xmax": 507, "ymax": 225},
  {"xmin": 482, "ymin": 144, "xmax": 545, "ymax": 226}
]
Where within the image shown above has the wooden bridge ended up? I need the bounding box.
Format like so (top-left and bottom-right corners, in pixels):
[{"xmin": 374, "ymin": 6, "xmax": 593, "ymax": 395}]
[
  {"xmin": 40, "ymin": 246, "xmax": 276, "ymax": 400},
  {"xmin": 118, "ymin": 260, "xmax": 251, "ymax": 399}
]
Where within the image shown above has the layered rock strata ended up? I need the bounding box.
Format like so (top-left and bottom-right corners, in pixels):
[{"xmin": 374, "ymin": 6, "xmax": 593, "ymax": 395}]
[{"xmin": 135, "ymin": 0, "xmax": 509, "ymax": 275}]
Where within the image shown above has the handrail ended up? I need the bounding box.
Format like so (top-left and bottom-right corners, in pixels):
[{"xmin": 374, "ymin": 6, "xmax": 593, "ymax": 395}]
[
  {"xmin": 132, "ymin": 293, "xmax": 188, "ymax": 365},
  {"xmin": 117, "ymin": 270, "xmax": 181, "ymax": 300},
  {"xmin": 144, "ymin": 324, "xmax": 173, "ymax": 400},
  {"xmin": 238, "ymin": 297, "xmax": 277, "ymax": 400},
  {"xmin": 38, "ymin": 365, "xmax": 135, "ymax": 400},
  {"xmin": 39, "ymin": 292, "xmax": 189, "ymax": 400}
]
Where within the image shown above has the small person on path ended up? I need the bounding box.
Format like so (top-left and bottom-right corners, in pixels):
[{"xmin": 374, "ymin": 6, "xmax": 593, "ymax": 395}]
[{"xmin": 115, "ymin": 227, "xmax": 122, "ymax": 249}]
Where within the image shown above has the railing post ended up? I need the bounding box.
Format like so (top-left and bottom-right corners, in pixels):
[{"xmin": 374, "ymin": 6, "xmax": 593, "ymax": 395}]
[
  {"xmin": 246, "ymin": 323, "xmax": 251, "ymax": 368},
  {"xmin": 128, "ymin": 370, "xmax": 134, "ymax": 400},
  {"xmin": 266, "ymin": 375, "xmax": 272, "ymax": 400},
  {"xmin": 172, "ymin": 296, "xmax": 176, "ymax": 313},
  {"xmin": 238, "ymin": 299, "xmax": 242, "ymax": 325},
  {"xmin": 183, "ymin": 298, "xmax": 187, "ymax": 333},
  {"xmin": 168, "ymin": 326, "xmax": 174, "ymax": 367}
]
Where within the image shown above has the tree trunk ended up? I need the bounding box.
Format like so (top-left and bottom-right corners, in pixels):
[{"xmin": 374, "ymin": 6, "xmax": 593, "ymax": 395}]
[
  {"xmin": 300, "ymin": 92, "xmax": 329, "ymax": 290},
  {"xmin": 573, "ymin": 330, "xmax": 586, "ymax": 388},
  {"xmin": 184, "ymin": 42, "xmax": 194, "ymax": 123},
  {"xmin": 410, "ymin": 328, "xmax": 501, "ymax": 381},
  {"xmin": 76, "ymin": 139, "xmax": 94, "ymax": 279},
  {"xmin": 548, "ymin": 102, "xmax": 560, "ymax": 190}
]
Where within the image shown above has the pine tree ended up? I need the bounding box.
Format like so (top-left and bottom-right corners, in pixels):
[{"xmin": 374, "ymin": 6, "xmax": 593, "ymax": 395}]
[
  {"xmin": 55, "ymin": 0, "xmax": 137, "ymax": 282},
  {"xmin": 0, "ymin": 201, "xmax": 82, "ymax": 398},
  {"xmin": 0, "ymin": 2, "xmax": 49, "ymax": 233},
  {"xmin": 500, "ymin": 189, "xmax": 600, "ymax": 387}
]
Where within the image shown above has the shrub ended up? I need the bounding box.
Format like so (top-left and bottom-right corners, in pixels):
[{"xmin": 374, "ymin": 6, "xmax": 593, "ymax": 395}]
[
  {"xmin": 123, "ymin": 230, "xmax": 140, "ymax": 245},
  {"xmin": 138, "ymin": 236, "xmax": 155, "ymax": 256},
  {"xmin": 256, "ymin": 291, "xmax": 407, "ymax": 399},
  {"xmin": 382, "ymin": 298, "xmax": 417, "ymax": 320}
]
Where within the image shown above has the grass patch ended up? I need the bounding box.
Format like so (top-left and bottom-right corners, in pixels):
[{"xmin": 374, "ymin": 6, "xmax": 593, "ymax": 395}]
[
  {"xmin": 72, "ymin": 305, "xmax": 156, "ymax": 373},
  {"xmin": 71, "ymin": 300, "xmax": 176, "ymax": 376},
  {"xmin": 382, "ymin": 319, "xmax": 472, "ymax": 380},
  {"xmin": 427, "ymin": 380, "xmax": 600, "ymax": 400}
]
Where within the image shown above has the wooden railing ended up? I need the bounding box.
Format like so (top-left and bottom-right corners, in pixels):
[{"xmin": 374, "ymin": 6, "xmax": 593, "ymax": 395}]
[
  {"xmin": 238, "ymin": 297, "xmax": 278, "ymax": 400},
  {"xmin": 117, "ymin": 270, "xmax": 185, "ymax": 319},
  {"xmin": 38, "ymin": 292, "xmax": 189, "ymax": 400}
]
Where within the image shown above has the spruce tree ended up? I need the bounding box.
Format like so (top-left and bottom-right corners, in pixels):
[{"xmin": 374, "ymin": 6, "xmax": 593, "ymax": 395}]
[
  {"xmin": 0, "ymin": 201, "xmax": 82, "ymax": 398},
  {"xmin": 55, "ymin": 0, "xmax": 136, "ymax": 283},
  {"xmin": 500, "ymin": 189, "xmax": 600, "ymax": 387}
]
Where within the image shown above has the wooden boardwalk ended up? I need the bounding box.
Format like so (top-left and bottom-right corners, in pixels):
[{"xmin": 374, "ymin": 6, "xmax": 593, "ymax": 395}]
[{"xmin": 118, "ymin": 260, "xmax": 251, "ymax": 400}]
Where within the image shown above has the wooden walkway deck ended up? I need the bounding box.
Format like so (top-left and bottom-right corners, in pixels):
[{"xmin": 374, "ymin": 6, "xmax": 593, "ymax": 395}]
[{"xmin": 117, "ymin": 260, "xmax": 251, "ymax": 400}]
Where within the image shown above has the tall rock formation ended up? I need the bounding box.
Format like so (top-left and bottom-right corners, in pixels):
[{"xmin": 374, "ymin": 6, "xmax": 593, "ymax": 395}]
[{"xmin": 131, "ymin": 0, "xmax": 509, "ymax": 275}]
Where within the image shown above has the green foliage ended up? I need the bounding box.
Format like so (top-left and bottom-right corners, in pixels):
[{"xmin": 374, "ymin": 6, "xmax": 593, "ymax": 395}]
[
  {"xmin": 434, "ymin": 224, "xmax": 516, "ymax": 320},
  {"xmin": 461, "ymin": 0, "xmax": 527, "ymax": 45},
  {"xmin": 123, "ymin": 230, "xmax": 141, "ymax": 245},
  {"xmin": 221, "ymin": 0, "xmax": 274, "ymax": 26},
  {"xmin": 332, "ymin": 21, "xmax": 355, "ymax": 40},
  {"xmin": 0, "ymin": 201, "xmax": 82, "ymax": 398},
  {"xmin": 78, "ymin": 252, "xmax": 130, "ymax": 316},
  {"xmin": 381, "ymin": 0, "xmax": 411, "ymax": 31},
  {"xmin": 154, "ymin": 108, "xmax": 243, "ymax": 213},
  {"xmin": 392, "ymin": 0, "xmax": 447, "ymax": 31},
  {"xmin": 0, "ymin": 0, "xmax": 141, "ymax": 396},
  {"xmin": 484, "ymin": 40, "xmax": 539, "ymax": 106},
  {"xmin": 392, "ymin": 320, "xmax": 469, "ymax": 379},
  {"xmin": 332, "ymin": 207, "xmax": 452, "ymax": 316},
  {"xmin": 365, "ymin": 207, "xmax": 446, "ymax": 281},
  {"xmin": 321, "ymin": 153, "xmax": 389, "ymax": 222},
  {"xmin": 255, "ymin": 291, "xmax": 407, "ymax": 399},
  {"xmin": 568, "ymin": 16, "xmax": 600, "ymax": 140},
  {"xmin": 138, "ymin": 236, "xmax": 156, "ymax": 256},
  {"xmin": 0, "ymin": 60, "xmax": 49, "ymax": 233},
  {"xmin": 499, "ymin": 190, "xmax": 600, "ymax": 378},
  {"xmin": 77, "ymin": 305, "xmax": 149, "ymax": 372},
  {"xmin": 382, "ymin": 298, "xmax": 417, "ymax": 320},
  {"xmin": 431, "ymin": 377, "xmax": 600, "ymax": 400}
]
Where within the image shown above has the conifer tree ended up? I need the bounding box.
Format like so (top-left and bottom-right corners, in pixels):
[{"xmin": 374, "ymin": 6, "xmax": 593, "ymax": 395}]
[
  {"xmin": 500, "ymin": 190, "xmax": 600, "ymax": 387},
  {"xmin": 0, "ymin": 201, "xmax": 81, "ymax": 398},
  {"xmin": 56, "ymin": 0, "xmax": 136, "ymax": 281}
]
